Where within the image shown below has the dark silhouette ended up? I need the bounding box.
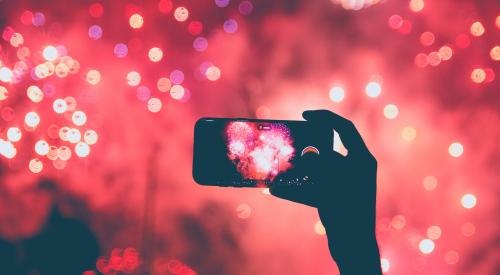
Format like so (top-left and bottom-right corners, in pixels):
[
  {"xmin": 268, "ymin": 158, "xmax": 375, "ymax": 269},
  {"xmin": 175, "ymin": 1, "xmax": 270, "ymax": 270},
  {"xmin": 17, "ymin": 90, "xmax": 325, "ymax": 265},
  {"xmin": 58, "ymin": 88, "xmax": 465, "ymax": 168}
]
[
  {"xmin": 270, "ymin": 110, "xmax": 382, "ymax": 275},
  {"xmin": 22, "ymin": 179, "xmax": 100, "ymax": 275}
]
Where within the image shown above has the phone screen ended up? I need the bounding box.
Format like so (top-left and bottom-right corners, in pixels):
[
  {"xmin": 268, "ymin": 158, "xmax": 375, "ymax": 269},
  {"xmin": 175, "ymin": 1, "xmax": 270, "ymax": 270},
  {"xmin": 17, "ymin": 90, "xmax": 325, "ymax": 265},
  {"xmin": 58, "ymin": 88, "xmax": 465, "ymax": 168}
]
[{"xmin": 193, "ymin": 118, "xmax": 329, "ymax": 187}]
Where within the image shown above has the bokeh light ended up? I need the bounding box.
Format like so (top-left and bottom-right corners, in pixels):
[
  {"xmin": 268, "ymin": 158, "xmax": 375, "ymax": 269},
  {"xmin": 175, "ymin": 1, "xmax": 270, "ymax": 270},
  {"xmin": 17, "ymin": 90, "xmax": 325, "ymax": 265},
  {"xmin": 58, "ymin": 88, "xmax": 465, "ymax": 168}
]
[
  {"xmin": 448, "ymin": 142, "xmax": 463, "ymax": 157},
  {"xmin": 148, "ymin": 47, "xmax": 163, "ymax": 62},
  {"xmin": 127, "ymin": 71, "xmax": 141, "ymax": 86},
  {"xmin": 24, "ymin": 111, "xmax": 40, "ymax": 127},
  {"xmin": 86, "ymin": 69, "xmax": 101, "ymax": 85},
  {"xmin": 460, "ymin": 194, "xmax": 477, "ymax": 209},
  {"xmin": 7, "ymin": 127, "xmax": 22, "ymax": 142},
  {"xmin": 422, "ymin": 176, "xmax": 438, "ymax": 191},
  {"xmin": 409, "ymin": 0, "xmax": 424, "ymax": 12},
  {"xmin": 29, "ymin": 158, "xmax": 43, "ymax": 173},
  {"xmin": 426, "ymin": 225, "xmax": 442, "ymax": 240},
  {"xmin": 365, "ymin": 81, "xmax": 382, "ymax": 98},
  {"xmin": 43, "ymin": 45, "xmax": 58, "ymax": 61},
  {"xmin": 470, "ymin": 68, "xmax": 486, "ymax": 83},
  {"xmin": 470, "ymin": 21, "xmax": 485, "ymax": 37},
  {"xmin": 383, "ymin": 104, "xmax": 398, "ymax": 119},
  {"xmin": 329, "ymin": 86, "xmax": 345, "ymax": 103},
  {"xmin": 419, "ymin": 239, "xmax": 435, "ymax": 254},
  {"xmin": 381, "ymin": 258, "xmax": 390, "ymax": 273},
  {"xmin": 174, "ymin": 7, "xmax": 189, "ymax": 22},
  {"xmin": 129, "ymin": 14, "xmax": 144, "ymax": 29},
  {"xmin": 401, "ymin": 126, "xmax": 416, "ymax": 141}
]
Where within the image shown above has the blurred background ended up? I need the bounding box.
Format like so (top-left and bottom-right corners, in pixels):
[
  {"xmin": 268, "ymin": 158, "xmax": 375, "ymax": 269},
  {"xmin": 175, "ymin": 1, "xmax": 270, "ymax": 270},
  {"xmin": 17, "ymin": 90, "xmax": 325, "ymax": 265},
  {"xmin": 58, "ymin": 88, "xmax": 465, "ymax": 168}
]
[{"xmin": 0, "ymin": 0, "xmax": 498, "ymax": 274}]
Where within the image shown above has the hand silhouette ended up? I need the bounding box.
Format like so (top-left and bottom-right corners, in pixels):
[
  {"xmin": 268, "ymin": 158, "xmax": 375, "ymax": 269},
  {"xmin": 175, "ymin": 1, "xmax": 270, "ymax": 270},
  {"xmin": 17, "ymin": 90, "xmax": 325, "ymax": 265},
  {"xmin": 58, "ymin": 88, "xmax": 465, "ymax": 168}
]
[{"xmin": 270, "ymin": 110, "xmax": 382, "ymax": 275}]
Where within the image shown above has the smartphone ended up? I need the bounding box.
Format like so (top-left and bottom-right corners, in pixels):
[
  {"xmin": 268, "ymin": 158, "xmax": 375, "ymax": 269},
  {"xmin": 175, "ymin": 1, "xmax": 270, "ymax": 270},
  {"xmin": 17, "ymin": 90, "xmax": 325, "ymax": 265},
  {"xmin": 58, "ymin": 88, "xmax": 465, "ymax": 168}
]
[{"xmin": 193, "ymin": 117, "xmax": 332, "ymax": 187}]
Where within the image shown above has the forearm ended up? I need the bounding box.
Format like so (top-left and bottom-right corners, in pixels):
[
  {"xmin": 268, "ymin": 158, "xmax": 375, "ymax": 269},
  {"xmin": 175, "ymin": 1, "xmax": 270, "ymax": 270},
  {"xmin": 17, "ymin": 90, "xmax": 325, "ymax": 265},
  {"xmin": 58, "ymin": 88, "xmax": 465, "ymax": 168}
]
[{"xmin": 326, "ymin": 234, "xmax": 382, "ymax": 275}]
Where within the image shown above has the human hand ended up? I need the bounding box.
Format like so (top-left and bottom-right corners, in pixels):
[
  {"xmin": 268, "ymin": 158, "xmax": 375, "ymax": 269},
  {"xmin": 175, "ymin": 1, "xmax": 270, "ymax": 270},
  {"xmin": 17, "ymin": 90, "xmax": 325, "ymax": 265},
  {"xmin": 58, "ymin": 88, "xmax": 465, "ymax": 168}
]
[{"xmin": 270, "ymin": 110, "xmax": 382, "ymax": 275}]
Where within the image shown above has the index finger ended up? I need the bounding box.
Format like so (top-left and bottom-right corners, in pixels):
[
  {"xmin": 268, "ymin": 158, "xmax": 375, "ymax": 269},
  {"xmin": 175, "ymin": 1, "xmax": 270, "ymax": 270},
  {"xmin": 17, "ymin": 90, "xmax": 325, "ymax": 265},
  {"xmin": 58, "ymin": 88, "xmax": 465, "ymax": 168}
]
[{"xmin": 302, "ymin": 110, "xmax": 370, "ymax": 156}]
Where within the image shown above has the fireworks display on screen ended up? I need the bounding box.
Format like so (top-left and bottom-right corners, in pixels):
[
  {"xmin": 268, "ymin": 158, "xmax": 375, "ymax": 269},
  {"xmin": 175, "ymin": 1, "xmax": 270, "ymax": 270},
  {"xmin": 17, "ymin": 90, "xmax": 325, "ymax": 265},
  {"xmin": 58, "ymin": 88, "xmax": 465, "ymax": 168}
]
[
  {"xmin": 0, "ymin": 0, "xmax": 498, "ymax": 274},
  {"xmin": 225, "ymin": 121, "xmax": 294, "ymax": 180}
]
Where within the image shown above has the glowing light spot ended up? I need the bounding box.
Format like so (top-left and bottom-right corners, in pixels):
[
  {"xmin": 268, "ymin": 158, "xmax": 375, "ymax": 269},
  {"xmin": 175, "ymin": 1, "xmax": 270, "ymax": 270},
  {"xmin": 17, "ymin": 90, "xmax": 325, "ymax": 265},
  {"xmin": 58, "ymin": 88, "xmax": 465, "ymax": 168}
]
[
  {"xmin": 67, "ymin": 128, "xmax": 82, "ymax": 143},
  {"xmin": 427, "ymin": 225, "xmax": 442, "ymax": 240},
  {"xmin": 409, "ymin": 0, "xmax": 424, "ymax": 12},
  {"xmin": 114, "ymin": 43, "xmax": 128, "ymax": 58},
  {"xmin": 127, "ymin": 71, "xmax": 141, "ymax": 86},
  {"xmin": 391, "ymin": 215, "xmax": 406, "ymax": 230},
  {"xmin": 26, "ymin": 85, "xmax": 43, "ymax": 103},
  {"xmin": 381, "ymin": 258, "xmax": 390, "ymax": 273},
  {"xmin": 383, "ymin": 104, "xmax": 399, "ymax": 119},
  {"xmin": 43, "ymin": 45, "xmax": 58, "ymax": 61},
  {"xmin": 72, "ymin": 111, "xmax": 87, "ymax": 126},
  {"xmin": 461, "ymin": 194, "xmax": 477, "ymax": 209},
  {"xmin": 0, "ymin": 67, "xmax": 14, "ymax": 82},
  {"xmin": 401, "ymin": 126, "xmax": 416, "ymax": 141},
  {"xmin": 188, "ymin": 21, "xmax": 203, "ymax": 36},
  {"xmin": 24, "ymin": 112, "xmax": 40, "ymax": 127},
  {"xmin": 10, "ymin": 32, "xmax": 24, "ymax": 47},
  {"xmin": 427, "ymin": 51, "xmax": 441, "ymax": 66},
  {"xmin": 170, "ymin": 85, "xmax": 185, "ymax": 100},
  {"xmin": 414, "ymin": 53, "xmax": 428, "ymax": 68},
  {"xmin": 32, "ymin": 12, "xmax": 46, "ymax": 26},
  {"xmin": 388, "ymin": 14, "xmax": 403, "ymax": 29},
  {"xmin": 157, "ymin": 77, "xmax": 172, "ymax": 92},
  {"xmin": 174, "ymin": 7, "xmax": 189, "ymax": 22},
  {"xmin": 448, "ymin": 142, "xmax": 463, "ymax": 157},
  {"xmin": 7, "ymin": 127, "xmax": 22, "ymax": 142},
  {"xmin": 57, "ymin": 146, "xmax": 72, "ymax": 161},
  {"xmin": 88, "ymin": 25, "xmax": 103, "ymax": 40},
  {"xmin": 136, "ymin": 86, "xmax": 151, "ymax": 101},
  {"xmin": 236, "ymin": 203, "xmax": 251, "ymax": 219},
  {"xmin": 398, "ymin": 20, "xmax": 412, "ymax": 34},
  {"xmin": 75, "ymin": 142, "xmax": 90, "ymax": 157},
  {"xmin": 497, "ymin": 15, "xmax": 500, "ymax": 28},
  {"xmin": 205, "ymin": 66, "xmax": 221, "ymax": 81},
  {"xmin": 470, "ymin": 21, "xmax": 485, "ymax": 37},
  {"xmin": 490, "ymin": 46, "xmax": 500, "ymax": 61},
  {"xmin": 169, "ymin": 70, "xmax": 184, "ymax": 85},
  {"xmin": 148, "ymin": 47, "xmax": 163, "ymax": 62},
  {"xmin": 365, "ymin": 81, "xmax": 381, "ymax": 98},
  {"xmin": 89, "ymin": 2, "xmax": 104, "ymax": 18},
  {"xmin": 193, "ymin": 37, "xmax": 208, "ymax": 52},
  {"xmin": 53, "ymin": 98, "xmax": 68, "ymax": 114},
  {"xmin": 0, "ymin": 87, "xmax": 8, "ymax": 101},
  {"xmin": 21, "ymin": 10, "xmax": 34, "ymax": 25},
  {"xmin": 419, "ymin": 31, "xmax": 434, "ymax": 46},
  {"xmin": 470, "ymin": 68, "xmax": 486, "ymax": 83},
  {"xmin": 46, "ymin": 146, "xmax": 58, "ymax": 160},
  {"xmin": 0, "ymin": 139, "xmax": 16, "ymax": 159},
  {"xmin": 86, "ymin": 69, "xmax": 101, "ymax": 85},
  {"xmin": 29, "ymin": 158, "xmax": 43, "ymax": 173},
  {"xmin": 262, "ymin": 188, "xmax": 271, "ymax": 195},
  {"xmin": 329, "ymin": 86, "xmax": 345, "ymax": 103},
  {"xmin": 53, "ymin": 159, "xmax": 67, "ymax": 170},
  {"xmin": 158, "ymin": 0, "xmax": 173, "ymax": 14},
  {"xmin": 223, "ymin": 19, "xmax": 238, "ymax": 33},
  {"xmin": 419, "ymin": 239, "xmax": 435, "ymax": 254},
  {"xmin": 238, "ymin": 1, "xmax": 254, "ymax": 15},
  {"xmin": 461, "ymin": 222, "xmax": 475, "ymax": 237},
  {"xmin": 129, "ymin": 14, "xmax": 144, "ymax": 29},
  {"xmin": 484, "ymin": 68, "xmax": 495, "ymax": 83},
  {"xmin": 147, "ymin": 98, "xmax": 162, "ymax": 113},
  {"xmin": 314, "ymin": 221, "xmax": 326, "ymax": 235},
  {"xmin": 215, "ymin": 0, "xmax": 230, "ymax": 8},
  {"xmin": 444, "ymin": 250, "xmax": 459, "ymax": 265},
  {"xmin": 84, "ymin": 130, "xmax": 99, "ymax": 145},
  {"xmin": 422, "ymin": 176, "xmax": 438, "ymax": 191},
  {"xmin": 35, "ymin": 140, "xmax": 50, "ymax": 155},
  {"xmin": 65, "ymin": 96, "xmax": 77, "ymax": 111},
  {"xmin": 439, "ymin": 46, "xmax": 453, "ymax": 61}
]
